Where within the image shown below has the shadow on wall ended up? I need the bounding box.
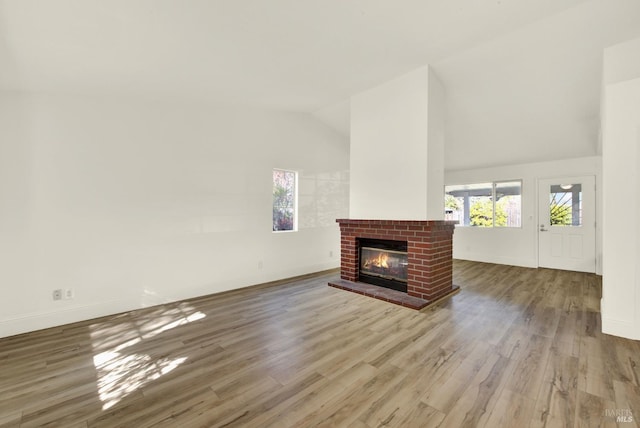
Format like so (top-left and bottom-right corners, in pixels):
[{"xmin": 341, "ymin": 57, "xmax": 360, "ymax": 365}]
[{"xmin": 298, "ymin": 170, "xmax": 349, "ymax": 229}]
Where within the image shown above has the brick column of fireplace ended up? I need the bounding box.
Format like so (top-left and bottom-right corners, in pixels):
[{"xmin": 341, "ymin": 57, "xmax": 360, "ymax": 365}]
[{"xmin": 335, "ymin": 219, "xmax": 457, "ymax": 304}]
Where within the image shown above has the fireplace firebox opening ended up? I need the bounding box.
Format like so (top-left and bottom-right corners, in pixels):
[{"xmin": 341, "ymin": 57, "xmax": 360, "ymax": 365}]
[{"xmin": 358, "ymin": 238, "xmax": 408, "ymax": 292}]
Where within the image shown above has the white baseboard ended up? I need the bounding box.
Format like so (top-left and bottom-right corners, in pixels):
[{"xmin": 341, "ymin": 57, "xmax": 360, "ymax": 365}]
[
  {"xmin": 601, "ymin": 298, "xmax": 639, "ymax": 339},
  {"xmin": 0, "ymin": 298, "xmax": 140, "ymax": 339},
  {"xmin": 453, "ymin": 251, "xmax": 537, "ymax": 269},
  {"xmin": 0, "ymin": 263, "xmax": 341, "ymax": 339},
  {"xmin": 601, "ymin": 317, "xmax": 639, "ymax": 339}
]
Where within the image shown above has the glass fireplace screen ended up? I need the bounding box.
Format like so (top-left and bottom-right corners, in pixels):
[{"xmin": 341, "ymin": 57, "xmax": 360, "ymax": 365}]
[{"xmin": 359, "ymin": 247, "xmax": 408, "ymax": 283}]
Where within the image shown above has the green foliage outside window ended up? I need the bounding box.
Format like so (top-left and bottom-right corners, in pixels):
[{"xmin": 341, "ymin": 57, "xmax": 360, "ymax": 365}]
[
  {"xmin": 445, "ymin": 194, "xmax": 460, "ymax": 211},
  {"xmin": 550, "ymin": 194, "xmax": 573, "ymax": 226},
  {"xmin": 445, "ymin": 181, "xmax": 522, "ymax": 228},
  {"xmin": 273, "ymin": 169, "xmax": 296, "ymax": 231},
  {"xmin": 469, "ymin": 199, "xmax": 507, "ymax": 227}
]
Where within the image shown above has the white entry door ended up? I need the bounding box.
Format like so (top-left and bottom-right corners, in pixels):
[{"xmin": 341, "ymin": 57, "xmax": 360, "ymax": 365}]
[{"xmin": 538, "ymin": 176, "xmax": 596, "ymax": 273}]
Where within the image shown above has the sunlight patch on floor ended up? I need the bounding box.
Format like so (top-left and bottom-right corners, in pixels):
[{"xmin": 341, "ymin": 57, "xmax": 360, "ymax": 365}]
[
  {"xmin": 94, "ymin": 352, "xmax": 187, "ymax": 410},
  {"xmin": 90, "ymin": 303, "xmax": 205, "ymax": 410}
]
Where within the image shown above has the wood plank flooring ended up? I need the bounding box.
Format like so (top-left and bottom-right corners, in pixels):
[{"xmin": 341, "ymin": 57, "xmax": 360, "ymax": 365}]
[{"xmin": 1, "ymin": 260, "xmax": 639, "ymax": 427}]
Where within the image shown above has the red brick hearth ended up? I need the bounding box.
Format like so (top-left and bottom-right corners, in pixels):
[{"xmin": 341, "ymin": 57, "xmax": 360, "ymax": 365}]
[{"xmin": 329, "ymin": 219, "xmax": 458, "ymax": 309}]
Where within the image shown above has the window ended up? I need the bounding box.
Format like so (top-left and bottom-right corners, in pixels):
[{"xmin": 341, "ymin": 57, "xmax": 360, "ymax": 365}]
[
  {"xmin": 445, "ymin": 180, "xmax": 522, "ymax": 227},
  {"xmin": 549, "ymin": 183, "xmax": 582, "ymax": 226},
  {"xmin": 272, "ymin": 169, "xmax": 297, "ymax": 232}
]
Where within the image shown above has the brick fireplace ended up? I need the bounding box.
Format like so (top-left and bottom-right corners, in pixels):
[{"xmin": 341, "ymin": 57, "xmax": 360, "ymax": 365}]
[{"xmin": 329, "ymin": 219, "xmax": 458, "ymax": 309}]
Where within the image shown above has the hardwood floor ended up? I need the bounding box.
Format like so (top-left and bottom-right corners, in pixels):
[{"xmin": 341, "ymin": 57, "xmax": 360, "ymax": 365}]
[{"xmin": 1, "ymin": 260, "xmax": 639, "ymax": 427}]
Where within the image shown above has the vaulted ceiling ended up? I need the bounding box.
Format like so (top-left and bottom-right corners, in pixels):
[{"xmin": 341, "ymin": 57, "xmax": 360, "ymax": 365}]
[{"xmin": 1, "ymin": 0, "xmax": 639, "ymax": 169}]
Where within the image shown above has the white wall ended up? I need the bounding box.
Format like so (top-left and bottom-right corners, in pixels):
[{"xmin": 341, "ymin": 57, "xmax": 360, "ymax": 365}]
[
  {"xmin": 601, "ymin": 37, "xmax": 640, "ymax": 340},
  {"xmin": 0, "ymin": 92, "xmax": 349, "ymax": 338},
  {"xmin": 603, "ymin": 37, "xmax": 640, "ymax": 86},
  {"xmin": 445, "ymin": 156, "xmax": 602, "ymax": 271},
  {"xmin": 350, "ymin": 66, "xmax": 445, "ymax": 220},
  {"xmin": 426, "ymin": 68, "xmax": 446, "ymax": 220}
]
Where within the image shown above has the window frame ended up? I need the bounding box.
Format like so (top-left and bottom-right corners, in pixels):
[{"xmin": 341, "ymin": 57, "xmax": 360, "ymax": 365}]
[
  {"xmin": 444, "ymin": 179, "xmax": 523, "ymax": 228},
  {"xmin": 272, "ymin": 168, "xmax": 298, "ymax": 233}
]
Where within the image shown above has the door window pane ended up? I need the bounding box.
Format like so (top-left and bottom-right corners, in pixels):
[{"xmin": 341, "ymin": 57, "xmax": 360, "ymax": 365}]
[{"xmin": 549, "ymin": 183, "xmax": 582, "ymax": 226}]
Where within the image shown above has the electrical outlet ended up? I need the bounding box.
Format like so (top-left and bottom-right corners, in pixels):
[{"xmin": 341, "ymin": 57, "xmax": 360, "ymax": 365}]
[
  {"xmin": 329, "ymin": 250, "xmax": 334, "ymax": 258},
  {"xmin": 52, "ymin": 289, "xmax": 63, "ymax": 301},
  {"xmin": 64, "ymin": 289, "xmax": 74, "ymax": 300},
  {"xmin": 258, "ymin": 261, "xmax": 263, "ymax": 270}
]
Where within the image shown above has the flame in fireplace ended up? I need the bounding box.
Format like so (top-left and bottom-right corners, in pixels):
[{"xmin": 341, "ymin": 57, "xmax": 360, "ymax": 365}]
[{"xmin": 364, "ymin": 252, "xmax": 390, "ymax": 269}]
